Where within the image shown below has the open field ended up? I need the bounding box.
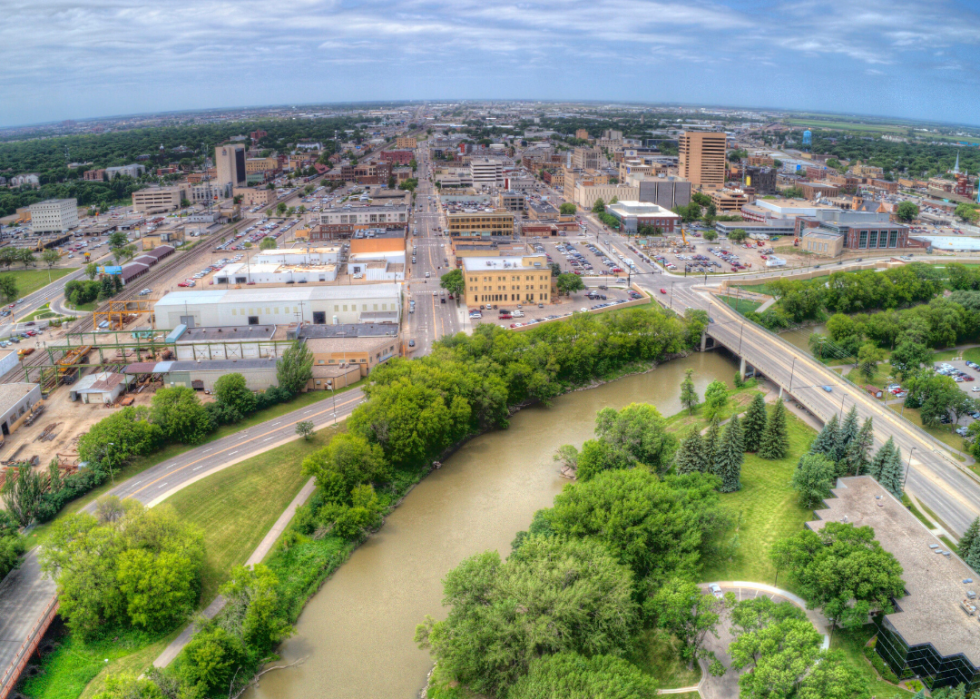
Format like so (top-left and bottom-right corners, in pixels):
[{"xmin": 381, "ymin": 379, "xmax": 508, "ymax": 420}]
[
  {"xmin": 783, "ymin": 118, "xmax": 907, "ymax": 134},
  {"xmin": 718, "ymin": 295, "xmax": 761, "ymax": 314},
  {"xmin": 7, "ymin": 268, "xmax": 73, "ymax": 301}
]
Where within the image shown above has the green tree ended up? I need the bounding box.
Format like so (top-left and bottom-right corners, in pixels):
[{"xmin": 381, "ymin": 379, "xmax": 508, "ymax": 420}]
[
  {"xmin": 415, "ymin": 536, "xmax": 637, "ymax": 696},
  {"xmin": 955, "ymin": 202, "xmax": 979, "ymax": 224},
  {"xmin": 844, "ymin": 417, "xmax": 874, "ymax": 476},
  {"xmin": 742, "ymin": 394, "xmax": 767, "ymax": 452},
  {"xmin": 91, "ymin": 673, "xmax": 164, "ymax": 699},
  {"xmin": 1, "ymin": 464, "xmax": 44, "ymax": 527},
  {"xmin": 674, "ymin": 427, "xmax": 709, "ymax": 475},
  {"xmin": 869, "ymin": 437, "xmax": 896, "ymax": 481},
  {"xmin": 758, "ymin": 399, "xmax": 789, "ymax": 460},
  {"xmin": 219, "ymin": 564, "xmax": 293, "ymax": 650},
  {"xmin": 508, "ymin": 652, "xmax": 658, "ymax": 699},
  {"xmin": 77, "ymin": 406, "xmax": 162, "ymax": 473},
  {"xmin": 108, "ymin": 230, "xmax": 128, "ymax": 249},
  {"xmin": 296, "ymin": 420, "xmax": 314, "ymax": 440},
  {"xmin": 177, "ymin": 626, "xmax": 248, "ymax": 696},
  {"xmin": 41, "ymin": 248, "xmax": 60, "ymax": 281},
  {"xmin": 796, "ymin": 651, "xmax": 870, "ymax": 699},
  {"xmin": 0, "ymin": 275, "xmax": 17, "ymax": 304},
  {"xmin": 150, "ymin": 386, "xmax": 212, "ymax": 445},
  {"xmin": 810, "ymin": 413, "xmax": 841, "ymax": 461},
  {"xmin": 440, "ymin": 268, "xmax": 465, "ymax": 297},
  {"xmin": 276, "ymin": 201, "xmax": 287, "ymax": 216},
  {"xmin": 559, "ymin": 202, "xmax": 576, "ymax": 215},
  {"xmin": 593, "ymin": 403, "xmax": 676, "ymax": 474},
  {"xmin": 728, "ymin": 228, "xmax": 748, "ymax": 244},
  {"xmin": 592, "ymin": 197, "xmax": 606, "ymax": 213},
  {"xmin": 729, "ymin": 610, "xmax": 823, "ymax": 699},
  {"xmin": 302, "ymin": 432, "xmax": 388, "ymax": 502},
  {"xmin": 680, "ymin": 368, "xmax": 699, "ymax": 414},
  {"xmin": 702, "ymin": 380, "xmax": 728, "ymax": 420},
  {"xmin": 959, "ymin": 517, "xmax": 980, "ymax": 558},
  {"xmin": 276, "ymin": 340, "xmax": 313, "ymax": 395},
  {"xmin": 556, "ymin": 272, "xmax": 586, "ymax": 296},
  {"xmin": 770, "ymin": 521, "xmax": 905, "ymax": 632},
  {"xmin": 895, "ymin": 201, "xmax": 919, "ymax": 223},
  {"xmin": 259, "ymin": 236, "xmax": 277, "ymax": 250},
  {"xmin": 703, "ymin": 228, "xmax": 718, "ymax": 242},
  {"xmin": 792, "ymin": 453, "xmax": 835, "ymax": 507},
  {"xmin": 965, "ymin": 531, "xmax": 980, "ymax": 571},
  {"xmin": 649, "ymin": 578, "xmax": 726, "ymax": 665},
  {"xmin": 857, "ymin": 342, "xmax": 885, "ymax": 382},
  {"xmin": 714, "ymin": 414, "xmax": 743, "ymax": 493},
  {"xmin": 878, "ymin": 442, "xmax": 906, "ymax": 499},
  {"xmin": 703, "ymin": 415, "xmax": 721, "ymax": 465},
  {"xmin": 213, "ymin": 373, "xmax": 256, "ymax": 416},
  {"xmin": 692, "ymin": 192, "xmax": 712, "ymax": 207},
  {"xmin": 116, "ymin": 546, "xmax": 202, "ymax": 630},
  {"xmin": 85, "ymin": 262, "xmax": 99, "ymax": 280}
]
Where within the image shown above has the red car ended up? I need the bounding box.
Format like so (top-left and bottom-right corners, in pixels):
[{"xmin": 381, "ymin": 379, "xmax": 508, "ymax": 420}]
[
  {"xmin": 660, "ymin": 288, "xmax": 667, "ymax": 294},
  {"xmin": 178, "ymin": 282, "xmax": 190, "ymax": 287}
]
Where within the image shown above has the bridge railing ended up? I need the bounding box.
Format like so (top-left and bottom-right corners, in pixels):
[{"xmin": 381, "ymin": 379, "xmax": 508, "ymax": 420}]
[{"xmin": 0, "ymin": 597, "xmax": 58, "ymax": 699}]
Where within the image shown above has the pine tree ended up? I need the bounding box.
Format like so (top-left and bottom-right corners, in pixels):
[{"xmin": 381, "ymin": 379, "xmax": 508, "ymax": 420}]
[
  {"xmin": 680, "ymin": 369, "xmax": 699, "ymax": 415},
  {"xmin": 839, "ymin": 406, "xmax": 859, "ymax": 460},
  {"xmin": 965, "ymin": 534, "xmax": 980, "ymax": 573},
  {"xmin": 959, "ymin": 517, "xmax": 980, "ymax": 559},
  {"xmin": 869, "ymin": 437, "xmax": 896, "ymax": 481},
  {"xmin": 758, "ymin": 399, "xmax": 789, "ymax": 460},
  {"xmin": 675, "ymin": 428, "xmax": 709, "ymax": 475},
  {"xmin": 878, "ymin": 444, "xmax": 905, "ymax": 500},
  {"xmin": 703, "ymin": 415, "xmax": 721, "ymax": 466},
  {"xmin": 845, "ymin": 417, "xmax": 875, "ymax": 476},
  {"xmin": 714, "ymin": 414, "xmax": 743, "ymax": 493},
  {"xmin": 810, "ymin": 414, "xmax": 840, "ymax": 459},
  {"xmin": 730, "ymin": 411, "xmax": 744, "ymax": 454},
  {"xmin": 741, "ymin": 394, "xmax": 767, "ymax": 452}
]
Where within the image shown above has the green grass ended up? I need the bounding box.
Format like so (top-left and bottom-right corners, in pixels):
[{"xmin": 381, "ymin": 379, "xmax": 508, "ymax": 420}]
[
  {"xmin": 885, "ymin": 404, "xmax": 967, "ymax": 457},
  {"xmin": 845, "ymin": 362, "xmax": 893, "ymax": 389},
  {"xmin": 5, "ymin": 268, "xmax": 73, "ymax": 298},
  {"xmin": 783, "ymin": 118, "xmax": 907, "ymax": 135},
  {"xmin": 628, "ymin": 630, "xmax": 702, "ymax": 689},
  {"xmin": 718, "ymin": 295, "xmax": 761, "ymax": 314},
  {"xmin": 664, "ymin": 384, "xmax": 762, "ymax": 437},
  {"xmin": 963, "ymin": 347, "xmax": 980, "ymax": 364},
  {"xmin": 65, "ymin": 300, "xmax": 98, "ymax": 312},
  {"xmin": 731, "ymin": 283, "xmax": 772, "ymax": 296},
  {"xmin": 701, "ymin": 408, "xmax": 816, "ymax": 585},
  {"xmin": 830, "ymin": 625, "xmax": 912, "ymax": 699},
  {"xmin": 941, "ymin": 535, "xmax": 960, "ymax": 553},
  {"xmin": 902, "ymin": 495, "xmax": 933, "ymax": 528},
  {"xmin": 23, "ymin": 385, "xmax": 362, "ymax": 550},
  {"xmin": 21, "ymin": 303, "xmax": 53, "ymax": 321}
]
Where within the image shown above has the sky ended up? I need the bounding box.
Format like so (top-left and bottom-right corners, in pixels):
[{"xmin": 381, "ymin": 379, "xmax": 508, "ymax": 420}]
[{"xmin": 3, "ymin": 0, "xmax": 980, "ymax": 128}]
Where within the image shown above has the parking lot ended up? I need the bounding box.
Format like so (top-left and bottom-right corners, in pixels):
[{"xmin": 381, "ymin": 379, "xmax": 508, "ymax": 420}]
[
  {"xmin": 938, "ymin": 360, "xmax": 980, "ymax": 434},
  {"xmin": 652, "ymin": 236, "xmax": 783, "ymax": 275},
  {"xmin": 532, "ymin": 237, "xmax": 633, "ymax": 282}
]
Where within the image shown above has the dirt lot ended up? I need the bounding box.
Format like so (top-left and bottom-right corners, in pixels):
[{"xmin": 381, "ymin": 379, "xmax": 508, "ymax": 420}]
[{"xmin": 473, "ymin": 285, "xmax": 638, "ymax": 330}]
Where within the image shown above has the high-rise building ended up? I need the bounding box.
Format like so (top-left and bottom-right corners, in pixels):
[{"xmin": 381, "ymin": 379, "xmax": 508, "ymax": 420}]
[
  {"xmin": 571, "ymin": 147, "xmax": 601, "ymax": 170},
  {"xmin": 215, "ymin": 144, "xmax": 247, "ymax": 188},
  {"xmin": 575, "ymin": 129, "xmax": 590, "ymax": 140},
  {"xmin": 678, "ymin": 132, "xmax": 727, "ymax": 190},
  {"xmin": 470, "ymin": 158, "xmax": 503, "ymax": 190},
  {"xmin": 29, "ymin": 198, "xmax": 78, "ymax": 234}
]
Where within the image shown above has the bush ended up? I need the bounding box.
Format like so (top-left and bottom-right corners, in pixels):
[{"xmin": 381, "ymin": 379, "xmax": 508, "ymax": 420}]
[
  {"xmin": 863, "ymin": 645, "xmax": 899, "ymax": 683},
  {"xmin": 34, "ymin": 468, "xmax": 108, "ymax": 523}
]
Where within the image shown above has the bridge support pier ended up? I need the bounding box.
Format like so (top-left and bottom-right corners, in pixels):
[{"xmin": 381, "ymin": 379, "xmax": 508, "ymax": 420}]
[
  {"xmin": 700, "ymin": 331, "xmax": 707, "ymax": 352},
  {"xmin": 778, "ymin": 385, "xmax": 784, "ymax": 399},
  {"xmin": 739, "ymin": 356, "xmax": 746, "ymax": 382}
]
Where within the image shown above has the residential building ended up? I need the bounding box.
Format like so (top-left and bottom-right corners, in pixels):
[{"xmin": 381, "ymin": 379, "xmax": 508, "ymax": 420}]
[
  {"xmin": 470, "ymin": 158, "xmax": 504, "ymax": 190},
  {"xmin": 105, "ymin": 164, "xmax": 145, "ymax": 179},
  {"xmin": 233, "ymin": 187, "xmax": 275, "ymax": 207},
  {"xmin": 132, "ymin": 186, "xmax": 184, "ymax": 214},
  {"xmin": 572, "ymin": 147, "xmax": 601, "ymax": 170},
  {"xmin": 245, "ymin": 157, "xmax": 279, "ymax": 174},
  {"xmin": 678, "ymin": 132, "xmax": 726, "ymax": 189},
  {"xmin": 29, "ymin": 198, "xmax": 78, "ymax": 234},
  {"xmin": 851, "ymin": 163, "xmax": 884, "ymax": 178},
  {"xmin": 446, "ymin": 210, "xmax": 515, "ymax": 237},
  {"xmin": 10, "ymin": 174, "xmax": 39, "ymax": 188},
  {"xmin": 215, "ymin": 144, "xmax": 247, "ymax": 188},
  {"xmin": 871, "ymin": 179, "xmax": 900, "ymax": 194},
  {"xmin": 606, "ymin": 201, "xmax": 680, "ymax": 234},
  {"xmin": 811, "ymin": 477, "xmax": 980, "ymax": 693},
  {"xmin": 83, "ymin": 169, "xmax": 107, "ymax": 182},
  {"xmin": 637, "ymin": 177, "xmax": 692, "ymax": 209},
  {"xmin": 249, "ymin": 129, "xmax": 268, "ymax": 142},
  {"xmin": 462, "ymin": 254, "xmax": 551, "ymax": 307},
  {"xmin": 396, "ymin": 136, "xmax": 417, "ymax": 149}
]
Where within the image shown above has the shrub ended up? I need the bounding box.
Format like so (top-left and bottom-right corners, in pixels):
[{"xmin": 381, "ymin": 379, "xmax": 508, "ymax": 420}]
[{"xmin": 863, "ymin": 645, "xmax": 899, "ymax": 683}]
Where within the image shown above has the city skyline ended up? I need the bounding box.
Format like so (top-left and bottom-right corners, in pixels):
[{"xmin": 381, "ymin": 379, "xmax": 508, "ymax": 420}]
[{"xmin": 3, "ymin": 0, "xmax": 980, "ymax": 128}]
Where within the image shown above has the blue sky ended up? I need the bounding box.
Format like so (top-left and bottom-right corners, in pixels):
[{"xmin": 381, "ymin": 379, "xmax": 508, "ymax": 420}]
[{"xmin": 3, "ymin": 0, "xmax": 980, "ymax": 128}]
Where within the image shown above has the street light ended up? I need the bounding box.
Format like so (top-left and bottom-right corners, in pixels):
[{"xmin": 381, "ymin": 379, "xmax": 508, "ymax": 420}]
[{"xmin": 903, "ymin": 446, "xmax": 917, "ymax": 490}]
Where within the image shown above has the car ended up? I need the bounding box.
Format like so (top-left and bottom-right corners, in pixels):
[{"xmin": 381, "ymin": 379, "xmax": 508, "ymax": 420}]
[
  {"xmin": 822, "ymin": 385, "xmax": 833, "ymax": 392},
  {"xmin": 708, "ymin": 583, "xmax": 724, "ymax": 599},
  {"xmin": 408, "ymin": 340, "xmax": 415, "ymax": 348},
  {"xmin": 425, "ymin": 272, "xmax": 430, "ymax": 278},
  {"xmin": 660, "ymin": 288, "xmax": 667, "ymax": 294}
]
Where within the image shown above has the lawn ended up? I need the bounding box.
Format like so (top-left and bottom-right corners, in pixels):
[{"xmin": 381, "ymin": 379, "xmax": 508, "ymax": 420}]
[
  {"xmin": 718, "ymin": 295, "xmax": 761, "ymax": 314},
  {"xmin": 629, "ymin": 630, "xmax": 701, "ymax": 689},
  {"xmin": 21, "ymin": 303, "xmax": 60, "ymax": 322},
  {"xmin": 4, "ymin": 268, "xmax": 73, "ymax": 299},
  {"xmin": 886, "ymin": 403, "xmax": 967, "ymax": 457},
  {"xmin": 831, "ymin": 625, "xmax": 912, "ymax": 699},
  {"xmin": 731, "ymin": 283, "xmax": 772, "ymax": 296},
  {"xmin": 963, "ymin": 347, "xmax": 980, "ymax": 364},
  {"xmin": 783, "ymin": 118, "xmax": 907, "ymax": 135},
  {"xmin": 65, "ymin": 300, "xmax": 98, "ymax": 312},
  {"xmin": 700, "ymin": 408, "xmax": 816, "ymax": 585},
  {"xmin": 845, "ymin": 362, "xmax": 894, "ymax": 389},
  {"xmin": 664, "ymin": 383, "xmax": 763, "ymax": 437}
]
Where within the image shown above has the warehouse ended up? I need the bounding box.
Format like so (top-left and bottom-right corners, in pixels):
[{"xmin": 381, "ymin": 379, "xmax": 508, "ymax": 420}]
[
  {"xmin": 0, "ymin": 383, "xmax": 42, "ymax": 437},
  {"xmin": 213, "ymin": 262, "xmax": 339, "ymax": 285},
  {"xmin": 124, "ymin": 359, "xmax": 280, "ymax": 392},
  {"xmin": 70, "ymin": 372, "xmax": 132, "ymax": 404},
  {"xmin": 153, "ymin": 284, "xmax": 402, "ymax": 329}
]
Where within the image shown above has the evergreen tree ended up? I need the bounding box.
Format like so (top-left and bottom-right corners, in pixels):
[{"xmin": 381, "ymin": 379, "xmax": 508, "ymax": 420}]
[
  {"xmin": 680, "ymin": 369, "xmax": 699, "ymax": 414},
  {"xmin": 741, "ymin": 394, "xmax": 767, "ymax": 452},
  {"xmin": 839, "ymin": 406, "xmax": 860, "ymax": 459},
  {"xmin": 758, "ymin": 399, "xmax": 789, "ymax": 460},
  {"xmin": 959, "ymin": 517, "xmax": 980, "ymax": 559},
  {"xmin": 845, "ymin": 417, "xmax": 875, "ymax": 476},
  {"xmin": 869, "ymin": 438, "xmax": 896, "ymax": 481},
  {"xmin": 878, "ymin": 444, "xmax": 905, "ymax": 500},
  {"xmin": 810, "ymin": 414, "xmax": 840, "ymax": 459},
  {"xmin": 714, "ymin": 414, "xmax": 743, "ymax": 493},
  {"xmin": 703, "ymin": 415, "xmax": 721, "ymax": 465},
  {"xmin": 965, "ymin": 534, "xmax": 980, "ymax": 573},
  {"xmin": 674, "ymin": 428, "xmax": 709, "ymax": 475}
]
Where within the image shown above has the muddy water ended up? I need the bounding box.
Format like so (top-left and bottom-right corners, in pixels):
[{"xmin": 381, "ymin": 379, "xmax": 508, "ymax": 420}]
[
  {"xmin": 247, "ymin": 351, "xmax": 738, "ymax": 699},
  {"xmin": 779, "ymin": 323, "xmax": 826, "ymax": 354}
]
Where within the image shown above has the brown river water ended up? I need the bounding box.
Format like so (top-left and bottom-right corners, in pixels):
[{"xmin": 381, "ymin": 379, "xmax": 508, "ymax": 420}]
[{"xmin": 246, "ymin": 351, "xmax": 738, "ymax": 699}]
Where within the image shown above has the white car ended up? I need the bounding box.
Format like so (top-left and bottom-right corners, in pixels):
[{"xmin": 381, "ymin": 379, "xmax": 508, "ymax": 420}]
[{"xmin": 708, "ymin": 583, "xmax": 724, "ymax": 599}]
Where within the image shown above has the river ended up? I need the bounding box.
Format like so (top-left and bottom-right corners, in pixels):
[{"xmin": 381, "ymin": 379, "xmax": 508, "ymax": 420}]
[
  {"xmin": 246, "ymin": 351, "xmax": 738, "ymax": 699},
  {"xmin": 779, "ymin": 323, "xmax": 826, "ymax": 354}
]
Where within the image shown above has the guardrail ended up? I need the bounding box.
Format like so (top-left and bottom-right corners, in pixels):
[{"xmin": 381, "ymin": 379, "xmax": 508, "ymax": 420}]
[{"xmin": 0, "ymin": 597, "xmax": 58, "ymax": 699}]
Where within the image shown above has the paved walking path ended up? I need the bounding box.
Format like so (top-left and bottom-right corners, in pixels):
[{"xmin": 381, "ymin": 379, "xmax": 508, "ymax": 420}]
[{"xmin": 153, "ymin": 478, "xmax": 318, "ymax": 668}]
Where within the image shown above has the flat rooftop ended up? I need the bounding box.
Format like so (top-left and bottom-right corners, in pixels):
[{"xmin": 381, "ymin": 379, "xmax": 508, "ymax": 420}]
[
  {"xmin": 297, "ymin": 323, "xmax": 400, "ymax": 339},
  {"xmin": 154, "ymin": 283, "xmax": 401, "ymax": 307},
  {"xmin": 462, "ymin": 254, "xmax": 546, "ymax": 271},
  {"xmin": 809, "ymin": 477, "xmax": 980, "ymax": 666},
  {"xmin": 608, "ymin": 200, "xmax": 680, "ymax": 217},
  {"xmin": 177, "ymin": 325, "xmax": 277, "ymax": 343},
  {"xmin": 0, "ymin": 382, "xmax": 37, "ymax": 407}
]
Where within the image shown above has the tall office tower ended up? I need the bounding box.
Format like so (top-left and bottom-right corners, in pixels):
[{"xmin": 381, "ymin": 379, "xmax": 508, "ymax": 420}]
[
  {"xmin": 215, "ymin": 144, "xmax": 247, "ymax": 187},
  {"xmin": 678, "ymin": 132, "xmax": 727, "ymax": 190}
]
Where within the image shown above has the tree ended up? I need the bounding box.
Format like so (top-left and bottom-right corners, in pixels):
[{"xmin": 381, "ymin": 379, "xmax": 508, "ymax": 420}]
[
  {"xmin": 108, "ymin": 230, "xmax": 128, "ymax": 249},
  {"xmin": 415, "ymin": 536, "xmax": 637, "ymax": 696},
  {"xmin": 965, "ymin": 531, "xmax": 980, "ymax": 572},
  {"xmin": 714, "ymin": 414, "xmax": 743, "ymax": 493},
  {"xmin": 41, "ymin": 248, "xmax": 60, "ymax": 281},
  {"xmin": 728, "ymin": 228, "xmax": 748, "ymax": 244},
  {"xmin": 259, "ymin": 236, "xmax": 277, "ymax": 250},
  {"xmin": 150, "ymin": 386, "xmax": 211, "ymax": 445},
  {"xmin": 809, "ymin": 413, "xmax": 841, "ymax": 461},
  {"xmin": 729, "ymin": 610, "xmax": 823, "ymax": 699},
  {"xmin": 213, "ymin": 373, "xmax": 256, "ymax": 416},
  {"xmin": 440, "ymin": 268, "xmax": 465, "ymax": 297},
  {"xmin": 674, "ymin": 428, "xmax": 709, "ymax": 475},
  {"xmin": 796, "ymin": 651, "xmax": 870, "ymax": 699},
  {"xmin": 302, "ymin": 432, "xmax": 388, "ymax": 502},
  {"xmin": 508, "ymin": 652, "xmax": 658, "ymax": 699},
  {"xmin": 703, "ymin": 415, "xmax": 721, "ymax": 465},
  {"xmin": 556, "ymin": 272, "xmax": 586, "ymax": 296},
  {"xmin": 869, "ymin": 437, "xmax": 896, "ymax": 481},
  {"xmin": 703, "ymin": 229, "xmax": 718, "ymax": 242},
  {"xmin": 649, "ymin": 578, "xmax": 726, "ymax": 665},
  {"xmin": 895, "ymin": 201, "xmax": 919, "ymax": 223},
  {"xmin": 890, "ymin": 342, "xmax": 930, "ymax": 382},
  {"xmin": 552, "ymin": 444, "xmax": 579, "ymax": 472},
  {"xmin": 276, "ymin": 201, "xmax": 287, "ymax": 216},
  {"xmin": 178, "ymin": 626, "xmax": 248, "ymax": 696},
  {"xmin": 792, "ymin": 453, "xmax": 835, "ymax": 507},
  {"xmin": 1, "ymin": 464, "xmax": 45, "ymax": 527},
  {"xmin": 955, "ymin": 202, "xmax": 979, "ymax": 224},
  {"xmin": 742, "ymin": 394, "xmax": 767, "ymax": 452},
  {"xmin": 91, "ymin": 673, "xmax": 164, "ymax": 699},
  {"xmin": 296, "ymin": 420, "xmax": 314, "ymax": 440},
  {"xmin": 276, "ymin": 340, "xmax": 313, "ymax": 395},
  {"xmin": 559, "ymin": 202, "xmax": 576, "ymax": 215},
  {"xmin": 959, "ymin": 517, "xmax": 980, "ymax": 559},
  {"xmin": 592, "ymin": 197, "xmax": 606, "ymax": 213},
  {"xmin": 844, "ymin": 417, "xmax": 874, "ymax": 476},
  {"xmin": 878, "ymin": 442, "xmax": 906, "ymax": 499},
  {"xmin": 0, "ymin": 275, "xmax": 17, "ymax": 304},
  {"xmin": 593, "ymin": 403, "xmax": 676, "ymax": 474},
  {"xmin": 758, "ymin": 399, "xmax": 789, "ymax": 460},
  {"xmin": 219, "ymin": 564, "xmax": 292, "ymax": 650},
  {"xmin": 857, "ymin": 342, "xmax": 885, "ymax": 382},
  {"xmin": 85, "ymin": 262, "xmax": 99, "ymax": 280},
  {"xmin": 770, "ymin": 522, "xmax": 905, "ymax": 631},
  {"xmin": 680, "ymin": 368, "xmax": 699, "ymax": 414},
  {"xmin": 702, "ymin": 380, "xmax": 728, "ymax": 420}
]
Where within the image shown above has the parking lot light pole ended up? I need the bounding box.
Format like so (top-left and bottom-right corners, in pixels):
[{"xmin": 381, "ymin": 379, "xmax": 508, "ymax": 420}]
[{"xmin": 903, "ymin": 446, "xmax": 917, "ymax": 490}]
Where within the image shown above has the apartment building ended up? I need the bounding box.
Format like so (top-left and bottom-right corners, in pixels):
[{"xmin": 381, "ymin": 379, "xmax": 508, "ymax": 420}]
[
  {"xmin": 678, "ymin": 132, "xmax": 726, "ymax": 189},
  {"xmin": 132, "ymin": 186, "xmax": 184, "ymax": 214},
  {"xmin": 470, "ymin": 158, "xmax": 504, "ymax": 190},
  {"xmin": 216, "ymin": 144, "xmax": 247, "ymax": 188},
  {"xmin": 83, "ymin": 169, "xmax": 107, "ymax": 182},
  {"xmin": 10, "ymin": 174, "xmax": 39, "ymax": 188},
  {"xmin": 380, "ymin": 150, "xmax": 414, "ymax": 165},
  {"xmin": 233, "ymin": 187, "xmax": 275, "ymax": 207},
  {"xmin": 105, "ymin": 164, "xmax": 145, "ymax": 179},
  {"xmin": 29, "ymin": 198, "xmax": 78, "ymax": 234},
  {"xmin": 463, "ymin": 254, "xmax": 551, "ymax": 307},
  {"xmin": 396, "ymin": 136, "xmax": 417, "ymax": 149},
  {"xmin": 446, "ymin": 210, "xmax": 515, "ymax": 237},
  {"xmin": 572, "ymin": 147, "xmax": 601, "ymax": 170}
]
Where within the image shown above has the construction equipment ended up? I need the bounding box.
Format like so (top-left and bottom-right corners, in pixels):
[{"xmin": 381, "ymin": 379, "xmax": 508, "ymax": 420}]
[
  {"xmin": 57, "ymin": 346, "xmax": 91, "ymax": 375},
  {"xmin": 680, "ymin": 226, "xmax": 688, "ymax": 247}
]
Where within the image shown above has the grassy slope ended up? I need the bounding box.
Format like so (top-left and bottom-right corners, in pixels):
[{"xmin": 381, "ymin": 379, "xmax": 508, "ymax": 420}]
[
  {"xmin": 6, "ymin": 268, "xmax": 73, "ymax": 299},
  {"xmin": 831, "ymin": 626, "xmax": 911, "ymax": 699}
]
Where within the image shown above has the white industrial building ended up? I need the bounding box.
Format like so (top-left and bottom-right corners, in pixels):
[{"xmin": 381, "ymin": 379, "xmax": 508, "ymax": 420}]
[
  {"xmin": 213, "ymin": 261, "xmax": 338, "ymax": 285},
  {"xmin": 253, "ymin": 247, "xmax": 342, "ymax": 265},
  {"xmin": 30, "ymin": 198, "xmax": 79, "ymax": 234},
  {"xmin": 70, "ymin": 372, "xmax": 132, "ymax": 404},
  {"xmin": 0, "ymin": 383, "xmax": 42, "ymax": 437},
  {"xmin": 319, "ymin": 205, "xmax": 408, "ymax": 226},
  {"xmin": 0, "ymin": 349, "xmax": 20, "ymax": 379},
  {"xmin": 153, "ymin": 284, "xmax": 402, "ymax": 329},
  {"xmin": 105, "ymin": 164, "xmax": 146, "ymax": 179}
]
